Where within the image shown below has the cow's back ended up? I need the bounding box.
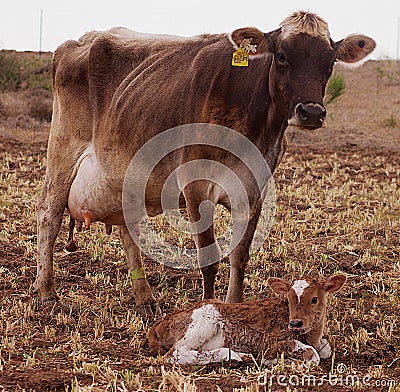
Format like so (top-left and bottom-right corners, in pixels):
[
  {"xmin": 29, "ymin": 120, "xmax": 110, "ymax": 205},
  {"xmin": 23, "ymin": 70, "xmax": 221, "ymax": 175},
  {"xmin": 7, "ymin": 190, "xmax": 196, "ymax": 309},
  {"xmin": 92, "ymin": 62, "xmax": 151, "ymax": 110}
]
[
  {"xmin": 52, "ymin": 28, "xmax": 225, "ymax": 144},
  {"xmin": 51, "ymin": 28, "xmax": 156, "ymax": 142}
]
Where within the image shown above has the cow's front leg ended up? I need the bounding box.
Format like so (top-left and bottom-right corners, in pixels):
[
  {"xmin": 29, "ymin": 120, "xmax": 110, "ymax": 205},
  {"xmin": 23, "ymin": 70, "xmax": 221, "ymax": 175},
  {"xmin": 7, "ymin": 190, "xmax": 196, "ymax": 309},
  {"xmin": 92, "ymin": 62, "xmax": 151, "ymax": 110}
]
[
  {"xmin": 226, "ymin": 211, "xmax": 259, "ymax": 303},
  {"xmin": 200, "ymin": 261, "xmax": 220, "ymax": 299},
  {"xmin": 185, "ymin": 192, "xmax": 221, "ymax": 299},
  {"xmin": 119, "ymin": 226, "xmax": 159, "ymax": 319}
]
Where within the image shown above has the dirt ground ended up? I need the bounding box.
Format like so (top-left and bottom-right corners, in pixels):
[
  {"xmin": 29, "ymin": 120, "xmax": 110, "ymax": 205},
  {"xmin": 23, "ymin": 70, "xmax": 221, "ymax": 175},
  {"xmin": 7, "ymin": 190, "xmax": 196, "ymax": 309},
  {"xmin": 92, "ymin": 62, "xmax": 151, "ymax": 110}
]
[{"xmin": 0, "ymin": 57, "xmax": 399, "ymax": 391}]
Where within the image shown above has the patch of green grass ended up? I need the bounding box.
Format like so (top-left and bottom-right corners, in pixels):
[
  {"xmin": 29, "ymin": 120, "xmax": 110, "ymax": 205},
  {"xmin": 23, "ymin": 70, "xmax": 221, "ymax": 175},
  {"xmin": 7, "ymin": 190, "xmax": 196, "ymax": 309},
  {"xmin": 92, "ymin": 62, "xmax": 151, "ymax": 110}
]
[
  {"xmin": 383, "ymin": 115, "xmax": 398, "ymax": 129},
  {"xmin": 0, "ymin": 52, "xmax": 21, "ymax": 91},
  {"xmin": 325, "ymin": 73, "xmax": 346, "ymax": 105}
]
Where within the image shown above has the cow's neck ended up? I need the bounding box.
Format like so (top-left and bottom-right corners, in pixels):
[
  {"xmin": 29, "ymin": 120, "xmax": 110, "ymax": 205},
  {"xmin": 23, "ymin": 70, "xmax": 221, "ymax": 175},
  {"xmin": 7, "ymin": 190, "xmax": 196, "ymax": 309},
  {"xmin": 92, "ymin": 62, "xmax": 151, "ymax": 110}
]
[
  {"xmin": 200, "ymin": 53, "xmax": 289, "ymax": 173},
  {"xmin": 244, "ymin": 68, "xmax": 289, "ymax": 172},
  {"xmin": 250, "ymin": 93, "xmax": 288, "ymax": 172},
  {"xmin": 255, "ymin": 108, "xmax": 288, "ymax": 172}
]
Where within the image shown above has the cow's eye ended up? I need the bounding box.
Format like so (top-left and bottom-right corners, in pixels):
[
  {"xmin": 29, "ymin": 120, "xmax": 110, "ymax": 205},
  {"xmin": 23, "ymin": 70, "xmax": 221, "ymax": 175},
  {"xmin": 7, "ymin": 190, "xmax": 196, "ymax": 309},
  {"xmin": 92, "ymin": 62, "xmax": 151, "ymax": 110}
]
[
  {"xmin": 311, "ymin": 297, "xmax": 318, "ymax": 304},
  {"xmin": 277, "ymin": 53, "xmax": 286, "ymax": 63}
]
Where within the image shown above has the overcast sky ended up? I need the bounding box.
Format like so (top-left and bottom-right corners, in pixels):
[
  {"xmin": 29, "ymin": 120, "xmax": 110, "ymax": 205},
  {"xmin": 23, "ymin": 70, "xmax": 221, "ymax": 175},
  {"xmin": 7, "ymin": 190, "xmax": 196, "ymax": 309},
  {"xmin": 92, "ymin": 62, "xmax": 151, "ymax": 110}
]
[{"xmin": 1, "ymin": 0, "xmax": 399, "ymax": 59}]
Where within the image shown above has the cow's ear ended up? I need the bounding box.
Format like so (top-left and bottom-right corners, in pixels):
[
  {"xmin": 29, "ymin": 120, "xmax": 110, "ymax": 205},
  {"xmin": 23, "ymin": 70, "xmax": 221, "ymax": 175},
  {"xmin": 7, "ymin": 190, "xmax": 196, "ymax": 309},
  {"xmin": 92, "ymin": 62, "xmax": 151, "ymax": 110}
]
[
  {"xmin": 229, "ymin": 27, "xmax": 270, "ymax": 55},
  {"xmin": 335, "ymin": 34, "xmax": 376, "ymax": 63},
  {"xmin": 268, "ymin": 277, "xmax": 291, "ymax": 295},
  {"xmin": 323, "ymin": 274, "xmax": 347, "ymax": 293}
]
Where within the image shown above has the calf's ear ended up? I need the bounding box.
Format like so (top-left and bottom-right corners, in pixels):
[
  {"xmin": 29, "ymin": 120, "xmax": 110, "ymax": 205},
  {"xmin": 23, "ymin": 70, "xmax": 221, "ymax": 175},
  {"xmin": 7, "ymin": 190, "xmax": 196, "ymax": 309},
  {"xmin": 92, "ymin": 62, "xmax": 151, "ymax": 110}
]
[
  {"xmin": 323, "ymin": 274, "xmax": 347, "ymax": 293},
  {"xmin": 229, "ymin": 27, "xmax": 271, "ymax": 55},
  {"xmin": 268, "ymin": 277, "xmax": 291, "ymax": 295},
  {"xmin": 335, "ymin": 34, "xmax": 376, "ymax": 63}
]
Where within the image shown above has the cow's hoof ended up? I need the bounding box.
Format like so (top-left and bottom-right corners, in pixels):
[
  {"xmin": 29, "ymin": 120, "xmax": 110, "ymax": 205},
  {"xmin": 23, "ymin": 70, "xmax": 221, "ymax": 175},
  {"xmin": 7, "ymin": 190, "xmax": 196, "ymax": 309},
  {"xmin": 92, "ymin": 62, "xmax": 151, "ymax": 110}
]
[
  {"xmin": 136, "ymin": 301, "xmax": 161, "ymax": 321},
  {"xmin": 65, "ymin": 239, "xmax": 78, "ymax": 252}
]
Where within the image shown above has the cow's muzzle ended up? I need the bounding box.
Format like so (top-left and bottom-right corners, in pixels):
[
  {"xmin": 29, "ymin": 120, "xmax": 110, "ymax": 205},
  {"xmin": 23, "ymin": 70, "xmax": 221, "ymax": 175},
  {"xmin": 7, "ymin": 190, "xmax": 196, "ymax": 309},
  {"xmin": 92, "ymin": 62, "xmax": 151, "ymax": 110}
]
[{"xmin": 288, "ymin": 102, "xmax": 326, "ymax": 129}]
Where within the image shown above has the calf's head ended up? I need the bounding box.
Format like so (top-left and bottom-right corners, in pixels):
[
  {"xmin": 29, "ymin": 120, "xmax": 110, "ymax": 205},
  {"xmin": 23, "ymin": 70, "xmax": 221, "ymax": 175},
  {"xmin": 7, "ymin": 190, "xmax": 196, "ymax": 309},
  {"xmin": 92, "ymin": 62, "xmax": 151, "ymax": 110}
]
[
  {"xmin": 268, "ymin": 274, "xmax": 346, "ymax": 339},
  {"xmin": 230, "ymin": 11, "xmax": 375, "ymax": 129}
]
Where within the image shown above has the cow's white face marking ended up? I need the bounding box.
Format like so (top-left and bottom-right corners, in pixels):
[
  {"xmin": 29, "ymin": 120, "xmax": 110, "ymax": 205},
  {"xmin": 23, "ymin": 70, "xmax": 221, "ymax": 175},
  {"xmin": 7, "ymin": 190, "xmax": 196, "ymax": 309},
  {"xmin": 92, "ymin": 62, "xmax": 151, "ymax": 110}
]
[{"xmin": 291, "ymin": 280, "xmax": 309, "ymax": 302}]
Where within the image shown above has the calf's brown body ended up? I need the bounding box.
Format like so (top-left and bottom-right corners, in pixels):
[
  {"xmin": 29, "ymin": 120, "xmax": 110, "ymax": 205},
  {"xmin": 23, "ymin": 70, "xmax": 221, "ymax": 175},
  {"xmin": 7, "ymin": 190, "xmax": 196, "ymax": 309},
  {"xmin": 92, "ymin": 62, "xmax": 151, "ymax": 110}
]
[{"xmin": 148, "ymin": 274, "xmax": 346, "ymax": 364}]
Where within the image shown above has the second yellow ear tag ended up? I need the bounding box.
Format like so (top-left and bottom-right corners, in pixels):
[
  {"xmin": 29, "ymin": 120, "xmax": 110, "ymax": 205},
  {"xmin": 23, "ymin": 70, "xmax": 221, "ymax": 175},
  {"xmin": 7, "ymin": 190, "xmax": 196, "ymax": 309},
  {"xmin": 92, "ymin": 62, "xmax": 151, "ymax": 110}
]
[{"xmin": 232, "ymin": 49, "xmax": 249, "ymax": 67}]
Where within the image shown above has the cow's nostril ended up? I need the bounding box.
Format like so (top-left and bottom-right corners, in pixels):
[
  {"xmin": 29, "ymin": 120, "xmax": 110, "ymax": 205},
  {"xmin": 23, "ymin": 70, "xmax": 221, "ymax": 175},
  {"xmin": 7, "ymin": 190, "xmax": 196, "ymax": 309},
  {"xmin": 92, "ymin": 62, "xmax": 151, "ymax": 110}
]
[
  {"xmin": 289, "ymin": 320, "xmax": 303, "ymax": 329},
  {"xmin": 297, "ymin": 104, "xmax": 308, "ymax": 121}
]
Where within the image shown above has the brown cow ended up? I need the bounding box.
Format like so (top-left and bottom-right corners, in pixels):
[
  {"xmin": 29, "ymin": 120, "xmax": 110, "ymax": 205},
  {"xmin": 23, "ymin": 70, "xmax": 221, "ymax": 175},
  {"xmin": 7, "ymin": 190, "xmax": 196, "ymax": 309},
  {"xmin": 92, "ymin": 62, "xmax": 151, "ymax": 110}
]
[{"xmin": 36, "ymin": 12, "xmax": 375, "ymax": 318}]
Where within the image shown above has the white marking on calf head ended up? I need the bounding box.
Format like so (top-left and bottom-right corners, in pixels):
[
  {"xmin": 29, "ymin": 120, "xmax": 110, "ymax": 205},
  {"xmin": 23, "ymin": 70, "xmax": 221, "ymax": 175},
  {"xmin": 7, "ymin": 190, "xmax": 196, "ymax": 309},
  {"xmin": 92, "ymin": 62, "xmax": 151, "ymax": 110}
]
[{"xmin": 291, "ymin": 279, "xmax": 310, "ymax": 302}]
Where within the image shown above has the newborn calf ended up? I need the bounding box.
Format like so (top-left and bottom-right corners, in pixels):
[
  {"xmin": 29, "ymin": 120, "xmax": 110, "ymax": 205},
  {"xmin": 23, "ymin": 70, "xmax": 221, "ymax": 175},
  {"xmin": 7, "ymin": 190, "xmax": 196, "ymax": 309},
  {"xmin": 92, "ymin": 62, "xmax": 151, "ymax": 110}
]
[{"xmin": 148, "ymin": 274, "xmax": 346, "ymax": 365}]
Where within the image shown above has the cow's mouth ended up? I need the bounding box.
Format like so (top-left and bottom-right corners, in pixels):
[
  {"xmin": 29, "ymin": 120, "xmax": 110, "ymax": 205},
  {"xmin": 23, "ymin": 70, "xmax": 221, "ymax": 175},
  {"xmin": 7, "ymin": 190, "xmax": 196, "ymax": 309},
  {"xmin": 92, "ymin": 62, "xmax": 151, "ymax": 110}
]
[{"xmin": 289, "ymin": 123, "xmax": 326, "ymax": 131}]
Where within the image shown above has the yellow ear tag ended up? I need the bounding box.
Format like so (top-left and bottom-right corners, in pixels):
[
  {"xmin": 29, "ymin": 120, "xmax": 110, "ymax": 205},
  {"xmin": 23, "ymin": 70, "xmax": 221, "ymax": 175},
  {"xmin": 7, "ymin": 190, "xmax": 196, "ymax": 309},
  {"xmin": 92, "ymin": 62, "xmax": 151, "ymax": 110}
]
[
  {"xmin": 232, "ymin": 38, "xmax": 257, "ymax": 67},
  {"xmin": 232, "ymin": 49, "xmax": 249, "ymax": 67}
]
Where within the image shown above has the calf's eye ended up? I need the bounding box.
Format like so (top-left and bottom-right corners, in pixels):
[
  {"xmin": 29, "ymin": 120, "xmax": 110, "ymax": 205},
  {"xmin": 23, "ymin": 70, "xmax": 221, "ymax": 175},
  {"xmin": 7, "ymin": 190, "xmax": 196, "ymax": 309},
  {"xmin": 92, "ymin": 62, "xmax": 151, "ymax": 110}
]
[{"xmin": 311, "ymin": 297, "xmax": 318, "ymax": 304}]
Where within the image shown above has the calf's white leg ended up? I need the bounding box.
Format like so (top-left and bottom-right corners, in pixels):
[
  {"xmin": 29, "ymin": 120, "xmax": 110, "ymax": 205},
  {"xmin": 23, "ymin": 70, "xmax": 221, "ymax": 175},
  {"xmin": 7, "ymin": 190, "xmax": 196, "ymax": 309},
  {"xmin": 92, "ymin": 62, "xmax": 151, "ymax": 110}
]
[
  {"xmin": 166, "ymin": 304, "xmax": 241, "ymax": 364},
  {"xmin": 292, "ymin": 340, "xmax": 320, "ymax": 366},
  {"xmin": 169, "ymin": 347, "xmax": 242, "ymax": 365},
  {"xmin": 316, "ymin": 338, "xmax": 332, "ymax": 359}
]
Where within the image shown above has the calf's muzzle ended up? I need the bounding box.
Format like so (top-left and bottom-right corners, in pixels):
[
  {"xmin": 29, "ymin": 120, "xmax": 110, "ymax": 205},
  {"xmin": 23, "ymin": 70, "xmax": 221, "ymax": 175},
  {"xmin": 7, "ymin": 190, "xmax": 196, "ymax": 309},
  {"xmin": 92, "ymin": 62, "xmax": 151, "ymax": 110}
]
[{"xmin": 289, "ymin": 319, "xmax": 303, "ymax": 331}]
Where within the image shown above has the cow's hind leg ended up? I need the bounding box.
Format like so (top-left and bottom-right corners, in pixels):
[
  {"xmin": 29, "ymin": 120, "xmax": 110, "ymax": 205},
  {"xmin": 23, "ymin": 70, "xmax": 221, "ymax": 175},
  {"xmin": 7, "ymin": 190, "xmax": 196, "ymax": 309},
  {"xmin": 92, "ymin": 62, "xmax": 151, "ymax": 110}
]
[
  {"xmin": 35, "ymin": 174, "xmax": 74, "ymax": 302},
  {"xmin": 65, "ymin": 216, "xmax": 78, "ymax": 252},
  {"xmin": 35, "ymin": 100, "xmax": 89, "ymax": 303},
  {"xmin": 119, "ymin": 226, "xmax": 159, "ymax": 319}
]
